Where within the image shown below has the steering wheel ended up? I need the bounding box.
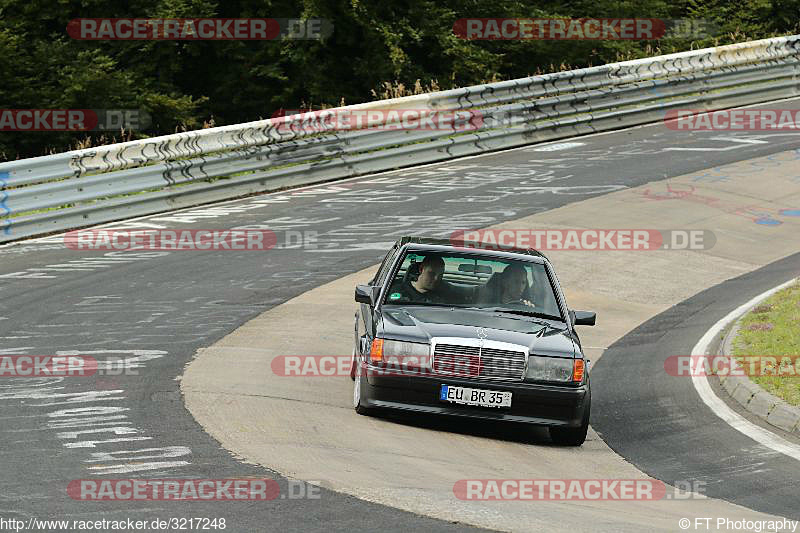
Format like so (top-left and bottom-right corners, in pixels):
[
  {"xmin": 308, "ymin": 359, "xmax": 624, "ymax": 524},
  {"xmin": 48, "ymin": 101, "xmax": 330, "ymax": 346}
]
[{"xmin": 501, "ymin": 298, "xmax": 534, "ymax": 306}]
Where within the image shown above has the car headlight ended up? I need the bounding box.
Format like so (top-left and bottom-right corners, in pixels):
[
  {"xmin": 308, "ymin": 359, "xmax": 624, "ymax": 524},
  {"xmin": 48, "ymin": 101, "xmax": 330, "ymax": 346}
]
[
  {"xmin": 525, "ymin": 355, "xmax": 580, "ymax": 382},
  {"xmin": 372, "ymin": 339, "xmax": 431, "ymax": 371},
  {"xmin": 383, "ymin": 339, "xmax": 429, "ymax": 357}
]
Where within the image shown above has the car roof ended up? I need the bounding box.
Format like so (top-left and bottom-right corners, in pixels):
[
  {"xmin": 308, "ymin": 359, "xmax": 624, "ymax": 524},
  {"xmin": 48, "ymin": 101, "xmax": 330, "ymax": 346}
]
[{"xmin": 394, "ymin": 236, "xmax": 549, "ymax": 262}]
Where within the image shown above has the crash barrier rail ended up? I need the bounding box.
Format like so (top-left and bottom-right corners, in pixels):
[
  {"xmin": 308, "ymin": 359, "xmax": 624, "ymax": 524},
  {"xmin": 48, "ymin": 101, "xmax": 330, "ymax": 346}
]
[{"xmin": 1, "ymin": 35, "xmax": 799, "ymax": 242}]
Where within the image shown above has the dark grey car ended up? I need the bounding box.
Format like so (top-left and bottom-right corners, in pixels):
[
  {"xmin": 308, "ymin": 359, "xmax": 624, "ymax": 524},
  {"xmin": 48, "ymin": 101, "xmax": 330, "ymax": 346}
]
[{"xmin": 352, "ymin": 237, "xmax": 596, "ymax": 445}]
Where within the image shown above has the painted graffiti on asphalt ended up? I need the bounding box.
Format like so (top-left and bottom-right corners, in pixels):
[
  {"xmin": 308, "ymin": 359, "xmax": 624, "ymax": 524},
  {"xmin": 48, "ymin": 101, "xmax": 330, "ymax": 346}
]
[{"xmin": 0, "ymin": 349, "xmax": 192, "ymax": 475}]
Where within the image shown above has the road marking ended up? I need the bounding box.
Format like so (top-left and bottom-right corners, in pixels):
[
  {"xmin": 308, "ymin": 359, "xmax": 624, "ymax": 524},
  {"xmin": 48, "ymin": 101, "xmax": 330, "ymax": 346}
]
[
  {"xmin": 664, "ymin": 137, "xmax": 769, "ymax": 151},
  {"xmin": 691, "ymin": 277, "xmax": 800, "ymax": 462},
  {"xmin": 530, "ymin": 142, "xmax": 585, "ymax": 151},
  {"xmin": 87, "ymin": 461, "xmax": 190, "ymax": 474},
  {"xmin": 709, "ymin": 137, "xmax": 769, "ymax": 144}
]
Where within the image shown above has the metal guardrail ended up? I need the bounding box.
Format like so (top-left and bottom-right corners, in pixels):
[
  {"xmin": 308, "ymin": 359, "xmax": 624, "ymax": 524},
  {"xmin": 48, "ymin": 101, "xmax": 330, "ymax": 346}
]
[{"xmin": 1, "ymin": 35, "xmax": 799, "ymax": 242}]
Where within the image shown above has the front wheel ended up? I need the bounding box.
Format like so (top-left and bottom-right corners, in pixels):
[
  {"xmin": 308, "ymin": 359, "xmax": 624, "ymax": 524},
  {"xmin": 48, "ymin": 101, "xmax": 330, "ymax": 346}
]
[
  {"xmin": 352, "ymin": 354, "xmax": 373, "ymax": 416},
  {"xmin": 549, "ymin": 395, "xmax": 590, "ymax": 446}
]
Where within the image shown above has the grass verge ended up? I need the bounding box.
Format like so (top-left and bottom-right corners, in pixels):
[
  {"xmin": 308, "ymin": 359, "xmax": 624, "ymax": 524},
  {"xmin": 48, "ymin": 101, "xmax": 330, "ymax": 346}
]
[{"xmin": 733, "ymin": 281, "xmax": 800, "ymax": 406}]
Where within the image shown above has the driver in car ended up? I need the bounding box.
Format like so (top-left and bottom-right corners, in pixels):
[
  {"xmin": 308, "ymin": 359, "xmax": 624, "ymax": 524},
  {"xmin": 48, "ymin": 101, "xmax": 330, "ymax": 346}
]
[{"xmin": 482, "ymin": 263, "xmax": 534, "ymax": 306}]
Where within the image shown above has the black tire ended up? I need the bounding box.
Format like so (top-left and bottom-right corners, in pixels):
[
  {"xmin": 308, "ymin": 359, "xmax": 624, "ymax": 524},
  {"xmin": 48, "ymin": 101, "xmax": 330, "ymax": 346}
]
[
  {"xmin": 353, "ymin": 356, "xmax": 373, "ymax": 416},
  {"xmin": 549, "ymin": 393, "xmax": 590, "ymax": 446}
]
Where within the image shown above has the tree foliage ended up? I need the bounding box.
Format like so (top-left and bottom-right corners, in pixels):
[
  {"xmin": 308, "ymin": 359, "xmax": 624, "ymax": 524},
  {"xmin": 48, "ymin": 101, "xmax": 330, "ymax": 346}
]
[{"xmin": 0, "ymin": 0, "xmax": 796, "ymax": 159}]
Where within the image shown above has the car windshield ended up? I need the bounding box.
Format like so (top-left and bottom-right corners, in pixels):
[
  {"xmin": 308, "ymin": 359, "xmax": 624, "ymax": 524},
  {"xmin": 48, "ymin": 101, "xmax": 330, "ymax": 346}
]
[{"xmin": 383, "ymin": 251, "xmax": 563, "ymax": 321}]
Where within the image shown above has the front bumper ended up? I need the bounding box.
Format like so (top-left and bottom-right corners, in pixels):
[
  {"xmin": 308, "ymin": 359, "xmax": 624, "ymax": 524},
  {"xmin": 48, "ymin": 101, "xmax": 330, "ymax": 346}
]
[{"xmin": 360, "ymin": 363, "xmax": 589, "ymax": 428}]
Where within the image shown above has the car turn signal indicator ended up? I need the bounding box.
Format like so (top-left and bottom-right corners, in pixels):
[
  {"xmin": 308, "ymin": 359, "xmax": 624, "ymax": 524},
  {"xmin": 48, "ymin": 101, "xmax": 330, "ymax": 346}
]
[
  {"xmin": 572, "ymin": 360, "xmax": 584, "ymax": 383},
  {"xmin": 370, "ymin": 339, "xmax": 384, "ymax": 363}
]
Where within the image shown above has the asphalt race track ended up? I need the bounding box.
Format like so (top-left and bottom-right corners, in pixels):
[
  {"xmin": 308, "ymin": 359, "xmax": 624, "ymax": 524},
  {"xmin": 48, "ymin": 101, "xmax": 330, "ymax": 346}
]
[
  {"xmin": 592, "ymin": 251, "xmax": 800, "ymax": 520},
  {"xmin": 2, "ymin": 99, "xmax": 800, "ymax": 531}
]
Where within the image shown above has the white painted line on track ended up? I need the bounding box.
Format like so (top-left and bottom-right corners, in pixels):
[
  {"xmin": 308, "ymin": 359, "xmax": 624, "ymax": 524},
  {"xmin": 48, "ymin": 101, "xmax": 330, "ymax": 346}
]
[
  {"xmin": 691, "ymin": 277, "xmax": 800, "ymax": 462},
  {"xmin": 530, "ymin": 141, "xmax": 586, "ymax": 151}
]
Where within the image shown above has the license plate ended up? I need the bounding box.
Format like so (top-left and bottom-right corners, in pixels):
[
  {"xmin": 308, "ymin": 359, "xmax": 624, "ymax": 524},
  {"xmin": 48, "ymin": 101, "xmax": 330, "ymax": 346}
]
[{"xmin": 440, "ymin": 384, "xmax": 512, "ymax": 408}]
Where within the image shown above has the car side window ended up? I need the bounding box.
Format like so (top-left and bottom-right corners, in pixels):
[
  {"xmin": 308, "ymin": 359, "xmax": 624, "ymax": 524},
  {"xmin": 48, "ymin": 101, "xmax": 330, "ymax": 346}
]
[{"xmin": 373, "ymin": 246, "xmax": 400, "ymax": 285}]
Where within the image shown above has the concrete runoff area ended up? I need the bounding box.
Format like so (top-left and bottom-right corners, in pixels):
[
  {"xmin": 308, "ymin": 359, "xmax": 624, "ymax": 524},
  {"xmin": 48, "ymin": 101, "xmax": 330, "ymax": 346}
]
[{"xmin": 182, "ymin": 149, "xmax": 800, "ymax": 532}]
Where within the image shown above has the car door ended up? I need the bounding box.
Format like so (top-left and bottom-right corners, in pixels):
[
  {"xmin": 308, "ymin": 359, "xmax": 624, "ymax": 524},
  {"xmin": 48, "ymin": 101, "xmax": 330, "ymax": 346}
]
[{"xmin": 356, "ymin": 243, "xmax": 400, "ymax": 356}]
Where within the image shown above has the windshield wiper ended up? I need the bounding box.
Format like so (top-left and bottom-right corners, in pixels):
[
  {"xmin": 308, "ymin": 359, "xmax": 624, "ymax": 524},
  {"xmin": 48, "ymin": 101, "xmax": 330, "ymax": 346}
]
[{"xmin": 480, "ymin": 307, "xmax": 564, "ymax": 322}]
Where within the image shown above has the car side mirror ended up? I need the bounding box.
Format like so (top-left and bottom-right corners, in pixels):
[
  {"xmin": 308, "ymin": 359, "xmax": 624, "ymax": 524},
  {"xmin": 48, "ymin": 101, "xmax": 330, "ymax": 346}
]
[
  {"xmin": 355, "ymin": 284, "xmax": 381, "ymax": 305},
  {"xmin": 571, "ymin": 310, "xmax": 596, "ymax": 326}
]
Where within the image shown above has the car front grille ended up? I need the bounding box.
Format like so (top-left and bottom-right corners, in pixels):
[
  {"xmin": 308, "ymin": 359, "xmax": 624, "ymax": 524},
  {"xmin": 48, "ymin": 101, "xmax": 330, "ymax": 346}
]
[{"xmin": 433, "ymin": 342, "xmax": 526, "ymax": 381}]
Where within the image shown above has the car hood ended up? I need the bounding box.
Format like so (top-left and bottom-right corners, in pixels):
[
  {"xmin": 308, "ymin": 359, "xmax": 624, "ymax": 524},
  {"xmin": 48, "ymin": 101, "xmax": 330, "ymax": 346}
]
[{"xmin": 380, "ymin": 306, "xmax": 576, "ymax": 358}]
